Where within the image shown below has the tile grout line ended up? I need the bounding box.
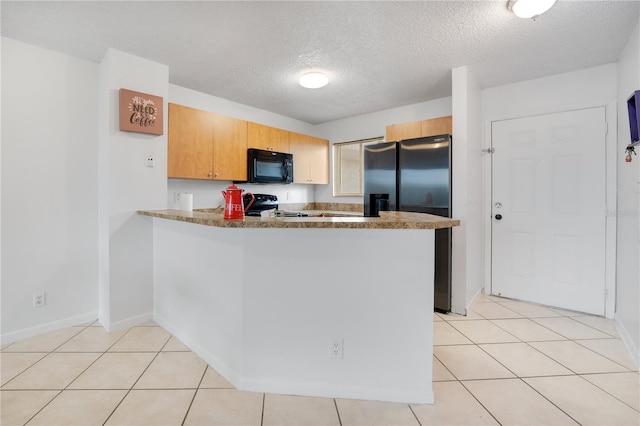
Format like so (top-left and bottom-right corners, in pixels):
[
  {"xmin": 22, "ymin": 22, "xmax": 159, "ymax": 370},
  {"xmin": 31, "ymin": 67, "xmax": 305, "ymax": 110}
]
[
  {"xmin": 0, "ymin": 353, "xmax": 49, "ymax": 389},
  {"xmin": 62, "ymin": 324, "xmax": 135, "ymax": 389},
  {"xmin": 6, "ymin": 324, "xmax": 96, "ymax": 424},
  {"xmin": 445, "ymin": 301, "xmax": 639, "ymax": 424},
  {"xmin": 457, "ymin": 381, "xmax": 504, "ymax": 426},
  {"xmin": 332, "ymin": 398, "xmax": 343, "ymax": 426},
  {"xmin": 19, "ymin": 389, "xmax": 64, "ymax": 426},
  {"xmin": 1, "ymin": 324, "xmax": 100, "ymax": 390},
  {"xmin": 447, "ymin": 318, "xmax": 524, "ymax": 346},
  {"xmin": 487, "ymin": 318, "xmax": 566, "ymax": 342},
  {"xmin": 4, "ymin": 299, "xmax": 635, "ymax": 425},
  {"xmin": 481, "ymin": 309, "xmax": 632, "ymax": 376},
  {"xmin": 439, "ymin": 295, "xmax": 505, "ymax": 412},
  {"xmin": 51, "ymin": 324, "xmax": 90, "ymax": 352},
  {"xmin": 466, "ymin": 309, "xmax": 586, "ymax": 378},
  {"xmin": 451, "ymin": 297, "xmax": 577, "ymax": 423},
  {"xmin": 441, "ymin": 314, "xmax": 524, "ymax": 381},
  {"xmin": 101, "ymin": 330, "xmax": 171, "ymax": 425},
  {"xmin": 180, "ymin": 362, "xmax": 209, "ymax": 426},
  {"xmin": 482, "ymin": 316, "xmax": 593, "ymax": 377},
  {"xmin": 41, "ymin": 321, "xmax": 139, "ymax": 419},
  {"xmin": 442, "ymin": 308, "xmax": 575, "ymax": 383},
  {"xmin": 572, "ymin": 338, "xmax": 636, "ymax": 371},
  {"xmin": 407, "ymin": 403, "xmax": 423, "ymax": 426},
  {"xmin": 433, "ymin": 320, "xmax": 473, "ymax": 345},
  {"xmin": 575, "ymin": 373, "xmax": 640, "ymax": 413},
  {"xmin": 522, "ymin": 313, "xmax": 615, "ymax": 340},
  {"xmin": 492, "ymin": 298, "xmax": 604, "ymax": 323},
  {"xmin": 569, "ymin": 316, "xmax": 621, "ymax": 338},
  {"xmin": 518, "ymin": 376, "xmax": 583, "ymax": 425},
  {"xmin": 432, "ymin": 352, "xmax": 459, "ymax": 382},
  {"xmin": 474, "ymin": 342, "xmax": 524, "ymax": 380},
  {"xmin": 522, "ymin": 335, "xmax": 630, "ymax": 376}
]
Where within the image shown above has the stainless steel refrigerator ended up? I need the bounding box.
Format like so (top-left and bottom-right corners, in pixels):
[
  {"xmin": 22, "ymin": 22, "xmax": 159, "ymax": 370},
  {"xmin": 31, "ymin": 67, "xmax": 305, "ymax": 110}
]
[{"xmin": 364, "ymin": 135, "xmax": 452, "ymax": 312}]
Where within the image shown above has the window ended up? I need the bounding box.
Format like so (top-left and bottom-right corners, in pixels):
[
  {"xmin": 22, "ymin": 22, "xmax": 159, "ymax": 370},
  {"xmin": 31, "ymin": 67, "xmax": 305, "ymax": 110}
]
[{"xmin": 332, "ymin": 137, "xmax": 383, "ymax": 197}]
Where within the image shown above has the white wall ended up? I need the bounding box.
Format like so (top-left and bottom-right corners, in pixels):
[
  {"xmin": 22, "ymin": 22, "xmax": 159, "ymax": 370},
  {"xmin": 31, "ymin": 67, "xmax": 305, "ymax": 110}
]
[
  {"xmin": 167, "ymin": 84, "xmax": 316, "ymax": 209},
  {"xmin": 451, "ymin": 66, "xmax": 484, "ymax": 314},
  {"xmin": 482, "ymin": 64, "xmax": 617, "ymax": 119},
  {"xmin": 1, "ymin": 38, "xmax": 99, "ymax": 342},
  {"xmin": 167, "ymin": 179, "xmax": 314, "ymax": 211},
  {"xmin": 616, "ymin": 17, "xmax": 640, "ymax": 368},
  {"xmin": 313, "ymin": 97, "xmax": 453, "ymax": 203},
  {"xmin": 98, "ymin": 49, "xmax": 168, "ymax": 330}
]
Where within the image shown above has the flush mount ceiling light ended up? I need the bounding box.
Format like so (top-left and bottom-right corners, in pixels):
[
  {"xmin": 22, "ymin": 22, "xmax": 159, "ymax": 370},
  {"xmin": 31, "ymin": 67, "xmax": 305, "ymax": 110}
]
[
  {"xmin": 508, "ymin": 0, "xmax": 557, "ymax": 20},
  {"xmin": 299, "ymin": 72, "xmax": 329, "ymax": 89}
]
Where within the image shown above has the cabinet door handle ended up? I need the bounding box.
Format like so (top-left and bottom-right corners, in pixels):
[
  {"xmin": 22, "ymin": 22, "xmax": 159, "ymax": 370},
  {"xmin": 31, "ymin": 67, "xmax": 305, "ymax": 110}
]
[{"xmin": 208, "ymin": 172, "xmax": 213, "ymax": 177}]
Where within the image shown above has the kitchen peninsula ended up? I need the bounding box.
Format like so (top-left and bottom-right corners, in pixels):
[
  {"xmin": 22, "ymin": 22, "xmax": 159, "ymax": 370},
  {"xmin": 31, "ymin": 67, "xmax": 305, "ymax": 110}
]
[{"xmin": 139, "ymin": 209, "xmax": 459, "ymax": 404}]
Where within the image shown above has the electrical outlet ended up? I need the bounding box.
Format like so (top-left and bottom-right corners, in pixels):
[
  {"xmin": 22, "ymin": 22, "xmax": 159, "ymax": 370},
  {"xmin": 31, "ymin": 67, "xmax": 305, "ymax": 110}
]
[
  {"xmin": 145, "ymin": 153, "xmax": 155, "ymax": 168},
  {"xmin": 330, "ymin": 337, "xmax": 343, "ymax": 359},
  {"xmin": 286, "ymin": 191, "xmax": 293, "ymax": 201},
  {"xmin": 174, "ymin": 192, "xmax": 182, "ymax": 204},
  {"xmin": 33, "ymin": 292, "xmax": 46, "ymax": 308}
]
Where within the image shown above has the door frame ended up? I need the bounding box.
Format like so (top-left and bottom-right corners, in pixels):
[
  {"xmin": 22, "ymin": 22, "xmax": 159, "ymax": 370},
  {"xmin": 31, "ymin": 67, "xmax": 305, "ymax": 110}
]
[{"xmin": 483, "ymin": 100, "xmax": 617, "ymax": 319}]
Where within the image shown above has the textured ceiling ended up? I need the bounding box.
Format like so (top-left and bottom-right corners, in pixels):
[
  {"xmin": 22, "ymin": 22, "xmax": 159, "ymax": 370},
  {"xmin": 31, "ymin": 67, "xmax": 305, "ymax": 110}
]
[{"xmin": 2, "ymin": 1, "xmax": 639, "ymax": 124}]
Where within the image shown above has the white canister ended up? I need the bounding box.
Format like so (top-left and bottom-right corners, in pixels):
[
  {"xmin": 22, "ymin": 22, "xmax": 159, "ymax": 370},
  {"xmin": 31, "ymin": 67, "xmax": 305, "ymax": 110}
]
[{"xmin": 180, "ymin": 193, "xmax": 193, "ymax": 211}]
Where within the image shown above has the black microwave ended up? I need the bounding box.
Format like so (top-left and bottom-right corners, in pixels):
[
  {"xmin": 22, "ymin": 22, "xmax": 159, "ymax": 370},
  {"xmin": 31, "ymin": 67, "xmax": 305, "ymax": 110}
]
[{"xmin": 247, "ymin": 148, "xmax": 293, "ymax": 184}]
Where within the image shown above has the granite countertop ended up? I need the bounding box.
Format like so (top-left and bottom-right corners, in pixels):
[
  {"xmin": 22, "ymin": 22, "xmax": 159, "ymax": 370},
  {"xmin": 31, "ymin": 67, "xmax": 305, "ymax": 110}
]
[{"xmin": 137, "ymin": 209, "xmax": 460, "ymax": 230}]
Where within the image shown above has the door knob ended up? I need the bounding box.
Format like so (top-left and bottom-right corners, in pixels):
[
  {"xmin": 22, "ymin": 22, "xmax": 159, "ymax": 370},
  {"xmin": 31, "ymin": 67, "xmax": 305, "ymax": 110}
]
[{"xmin": 495, "ymin": 214, "xmax": 503, "ymax": 221}]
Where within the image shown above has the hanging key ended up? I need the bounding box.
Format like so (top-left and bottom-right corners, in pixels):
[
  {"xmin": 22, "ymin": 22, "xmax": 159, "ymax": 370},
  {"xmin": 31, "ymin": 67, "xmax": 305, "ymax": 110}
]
[{"xmin": 625, "ymin": 145, "xmax": 636, "ymax": 163}]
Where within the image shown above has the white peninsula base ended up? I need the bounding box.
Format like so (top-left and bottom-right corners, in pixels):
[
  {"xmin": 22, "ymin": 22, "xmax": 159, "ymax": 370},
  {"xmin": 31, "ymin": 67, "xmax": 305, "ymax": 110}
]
[{"xmin": 151, "ymin": 218, "xmax": 435, "ymax": 404}]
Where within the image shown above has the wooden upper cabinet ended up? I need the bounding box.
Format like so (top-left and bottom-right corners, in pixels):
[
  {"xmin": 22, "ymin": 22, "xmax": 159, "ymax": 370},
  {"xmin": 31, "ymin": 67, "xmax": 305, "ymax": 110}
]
[
  {"xmin": 247, "ymin": 122, "xmax": 270, "ymax": 151},
  {"xmin": 290, "ymin": 132, "xmax": 329, "ymax": 185},
  {"xmin": 421, "ymin": 115, "xmax": 452, "ymax": 137},
  {"xmin": 168, "ymin": 103, "xmax": 328, "ymax": 183},
  {"xmin": 385, "ymin": 121, "xmax": 422, "ymax": 142},
  {"xmin": 168, "ymin": 103, "xmax": 247, "ymax": 181},
  {"xmin": 269, "ymin": 127, "xmax": 290, "ymax": 153},
  {"xmin": 248, "ymin": 122, "xmax": 290, "ymax": 152},
  {"xmin": 212, "ymin": 114, "xmax": 248, "ymax": 181},
  {"xmin": 385, "ymin": 115, "xmax": 452, "ymax": 142},
  {"xmin": 306, "ymin": 136, "xmax": 329, "ymax": 184},
  {"xmin": 168, "ymin": 103, "xmax": 215, "ymax": 179}
]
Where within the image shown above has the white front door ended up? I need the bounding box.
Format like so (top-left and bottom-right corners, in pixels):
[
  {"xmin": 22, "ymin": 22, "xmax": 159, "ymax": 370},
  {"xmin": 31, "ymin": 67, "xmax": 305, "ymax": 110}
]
[{"xmin": 491, "ymin": 107, "xmax": 607, "ymax": 315}]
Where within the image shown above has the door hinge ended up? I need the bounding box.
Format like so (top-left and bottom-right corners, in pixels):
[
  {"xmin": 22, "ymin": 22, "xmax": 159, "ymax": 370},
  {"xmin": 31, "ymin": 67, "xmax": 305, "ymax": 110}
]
[
  {"xmin": 482, "ymin": 147, "xmax": 495, "ymax": 154},
  {"xmin": 604, "ymin": 121, "xmax": 608, "ymax": 135},
  {"xmin": 604, "ymin": 288, "xmax": 608, "ymax": 300}
]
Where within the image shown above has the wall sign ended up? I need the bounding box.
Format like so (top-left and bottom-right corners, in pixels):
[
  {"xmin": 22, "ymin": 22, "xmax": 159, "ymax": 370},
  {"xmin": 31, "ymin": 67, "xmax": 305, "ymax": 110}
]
[{"xmin": 119, "ymin": 88, "xmax": 163, "ymax": 135}]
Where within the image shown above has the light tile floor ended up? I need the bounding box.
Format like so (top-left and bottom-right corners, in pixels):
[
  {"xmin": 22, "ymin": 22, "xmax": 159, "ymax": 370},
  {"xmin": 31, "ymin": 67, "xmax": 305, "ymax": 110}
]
[{"xmin": 1, "ymin": 295, "xmax": 638, "ymax": 425}]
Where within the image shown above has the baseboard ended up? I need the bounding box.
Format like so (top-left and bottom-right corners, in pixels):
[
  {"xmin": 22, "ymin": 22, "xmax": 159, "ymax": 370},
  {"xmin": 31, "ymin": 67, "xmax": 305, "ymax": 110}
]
[
  {"xmin": 615, "ymin": 317, "xmax": 640, "ymax": 371},
  {"xmin": 154, "ymin": 312, "xmax": 434, "ymax": 404},
  {"xmin": 152, "ymin": 312, "xmax": 241, "ymax": 387},
  {"xmin": 1, "ymin": 311, "xmax": 97, "ymax": 345},
  {"xmin": 451, "ymin": 287, "xmax": 483, "ymax": 316},
  {"xmin": 239, "ymin": 378, "xmax": 434, "ymax": 405},
  {"xmin": 468, "ymin": 287, "xmax": 483, "ymax": 308},
  {"xmin": 102, "ymin": 312, "xmax": 153, "ymax": 333}
]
